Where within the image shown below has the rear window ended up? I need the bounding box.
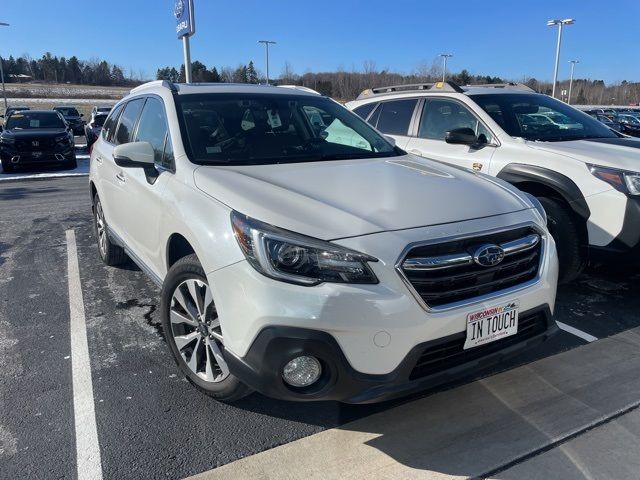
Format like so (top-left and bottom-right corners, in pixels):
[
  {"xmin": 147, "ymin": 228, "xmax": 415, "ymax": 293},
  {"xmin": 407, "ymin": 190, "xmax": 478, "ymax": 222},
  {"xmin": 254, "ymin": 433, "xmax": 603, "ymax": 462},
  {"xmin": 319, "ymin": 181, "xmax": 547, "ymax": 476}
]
[
  {"xmin": 353, "ymin": 103, "xmax": 377, "ymax": 120},
  {"xmin": 93, "ymin": 115, "xmax": 108, "ymax": 127},
  {"xmin": 372, "ymin": 99, "xmax": 418, "ymax": 136},
  {"xmin": 55, "ymin": 107, "xmax": 80, "ymax": 117}
]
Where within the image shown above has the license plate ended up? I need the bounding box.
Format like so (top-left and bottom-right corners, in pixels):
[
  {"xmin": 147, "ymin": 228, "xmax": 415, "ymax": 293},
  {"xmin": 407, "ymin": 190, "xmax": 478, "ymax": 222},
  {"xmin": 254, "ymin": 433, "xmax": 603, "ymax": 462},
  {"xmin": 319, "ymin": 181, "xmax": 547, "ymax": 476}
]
[
  {"xmin": 31, "ymin": 151, "xmax": 43, "ymax": 158},
  {"xmin": 463, "ymin": 301, "xmax": 519, "ymax": 350}
]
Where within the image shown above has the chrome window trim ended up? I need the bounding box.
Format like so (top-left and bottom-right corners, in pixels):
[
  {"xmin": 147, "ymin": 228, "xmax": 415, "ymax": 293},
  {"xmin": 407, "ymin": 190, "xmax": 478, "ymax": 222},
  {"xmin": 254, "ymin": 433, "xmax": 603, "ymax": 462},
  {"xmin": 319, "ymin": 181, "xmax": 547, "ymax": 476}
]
[{"xmin": 395, "ymin": 222, "xmax": 546, "ymax": 313}]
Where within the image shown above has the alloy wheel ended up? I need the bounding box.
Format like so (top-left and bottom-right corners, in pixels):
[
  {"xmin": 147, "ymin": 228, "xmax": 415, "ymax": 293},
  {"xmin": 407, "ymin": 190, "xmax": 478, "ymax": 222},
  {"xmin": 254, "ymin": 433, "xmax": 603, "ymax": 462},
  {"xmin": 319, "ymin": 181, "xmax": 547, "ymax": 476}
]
[{"xmin": 169, "ymin": 279, "xmax": 230, "ymax": 383}]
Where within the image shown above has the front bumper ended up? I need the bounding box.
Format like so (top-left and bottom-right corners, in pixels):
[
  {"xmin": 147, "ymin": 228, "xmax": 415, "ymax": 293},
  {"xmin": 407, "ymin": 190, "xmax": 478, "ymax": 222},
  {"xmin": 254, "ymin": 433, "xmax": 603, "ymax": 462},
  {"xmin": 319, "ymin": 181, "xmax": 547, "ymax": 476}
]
[
  {"xmin": 590, "ymin": 196, "xmax": 640, "ymax": 260},
  {"xmin": 210, "ymin": 210, "xmax": 558, "ymax": 402},
  {"xmin": 1, "ymin": 145, "xmax": 75, "ymax": 167},
  {"xmin": 226, "ymin": 306, "xmax": 556, "ymax": 403}
]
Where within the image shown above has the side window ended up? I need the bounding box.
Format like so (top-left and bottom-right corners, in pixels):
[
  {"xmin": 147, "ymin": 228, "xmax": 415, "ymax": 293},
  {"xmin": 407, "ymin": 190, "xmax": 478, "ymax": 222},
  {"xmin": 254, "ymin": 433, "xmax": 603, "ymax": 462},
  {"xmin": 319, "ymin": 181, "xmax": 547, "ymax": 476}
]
[
  {"xmin": 161, "ymin": 133, "xmax": 174, "ymax": 169},
  {"xmin": 353, "ymin": 103, "xmax": 377, "ymax": 120},
  {"xmin": 101, "ymin": 103, "xmax": 124, "ymax": 142},
  {"xmin": 419, "ymin": 99, "xmax": 494, "ymax": 142},
  {"xmin": 374, "ymin": 99, "xmax": 417, "ymax": 136},
  {"xmin": 114, "ymin": 98, "xmax": 144, "ymax": 145},
  {"xmin": 134, "ymin": 97, "xmax": 168, "ymax": 165}
]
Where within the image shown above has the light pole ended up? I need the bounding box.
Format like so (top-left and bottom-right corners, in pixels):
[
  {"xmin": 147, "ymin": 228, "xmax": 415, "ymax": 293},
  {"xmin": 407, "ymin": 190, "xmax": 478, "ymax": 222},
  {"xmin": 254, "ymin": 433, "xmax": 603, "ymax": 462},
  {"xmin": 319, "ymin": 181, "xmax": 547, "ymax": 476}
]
[
  {"xmin": 439, "ymin": 54, "xmax": 453, "ymax": 82},
  {"xmin": 567, "ymin": 60, "xmax": 579, "ymax": 105},
  {"xmin": 257, "ymin": 40, "xmax": 276, "ymax": 84},
  {"xmin": 0, "ymin": 22, "xmax": 9, "ymax": 111},
  {"xmin": 547, "ymin": 18, "xmax": 575, "ymax": 98}
]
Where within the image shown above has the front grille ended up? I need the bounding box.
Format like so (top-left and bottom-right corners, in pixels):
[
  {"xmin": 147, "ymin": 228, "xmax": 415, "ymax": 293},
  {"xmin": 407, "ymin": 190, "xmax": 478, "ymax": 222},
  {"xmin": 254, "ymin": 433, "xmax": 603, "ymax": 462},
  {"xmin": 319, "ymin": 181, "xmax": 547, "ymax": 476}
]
[
  {"xmin": 400, "ymin": 227, "xmax": 542, "ymax": 308},
  {"xmin": 16, "ymin": 138, "xmax": 55, "ymax": 151},
  {"xmin": 409, "ymin": 310, "xmax": 547, "ymax": 380}
]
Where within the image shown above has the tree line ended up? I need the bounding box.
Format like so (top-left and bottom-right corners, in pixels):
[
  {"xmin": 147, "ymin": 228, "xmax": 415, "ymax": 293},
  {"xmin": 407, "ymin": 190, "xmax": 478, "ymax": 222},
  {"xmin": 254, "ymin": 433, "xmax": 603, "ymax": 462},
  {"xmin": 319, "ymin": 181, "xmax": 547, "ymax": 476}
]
[
  {"xmin": 3, "ymin": 52, "xmax": 638, "ymax": 105},
  {"xmin": 1, "ymin": 52, "xmax": 140, "ymax": 86},
  {"xmin": 157, "ymin": 58, "xmax": 640, "ymax": 104}
]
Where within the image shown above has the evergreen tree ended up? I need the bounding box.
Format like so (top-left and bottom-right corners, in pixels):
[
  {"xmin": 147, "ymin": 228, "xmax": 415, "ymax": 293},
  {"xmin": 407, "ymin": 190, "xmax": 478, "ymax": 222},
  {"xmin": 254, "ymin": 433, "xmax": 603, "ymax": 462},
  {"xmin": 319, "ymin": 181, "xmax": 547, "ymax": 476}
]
[
  {"xmin": 246, "ymin": 61, "xmax": 258, "ymax": 84},
  {"xmin": 210, "ymin": 66, "xmax": 221, "ymax": 83}
]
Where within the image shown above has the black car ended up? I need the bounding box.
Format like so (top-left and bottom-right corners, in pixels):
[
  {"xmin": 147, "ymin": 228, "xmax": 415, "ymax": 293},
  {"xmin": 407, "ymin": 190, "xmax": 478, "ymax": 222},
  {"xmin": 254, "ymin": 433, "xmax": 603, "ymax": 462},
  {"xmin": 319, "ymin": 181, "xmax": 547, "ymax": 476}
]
[
  {"xmin": 84, "ymin": 112, "xmax": 108, "ymax": 150},
  {"xmin": 0, "ymin": 110, "xmax": 76, "ymax": 173},
  {"xmin": 53, "ymin": 105, "xmax": 85, "ymax": 135}
]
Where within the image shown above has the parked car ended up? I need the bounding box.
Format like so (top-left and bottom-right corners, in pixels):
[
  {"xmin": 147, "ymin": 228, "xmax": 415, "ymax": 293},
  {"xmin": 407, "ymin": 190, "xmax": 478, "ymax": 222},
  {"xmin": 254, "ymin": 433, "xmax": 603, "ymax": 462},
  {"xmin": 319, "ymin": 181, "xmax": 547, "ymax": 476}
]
[
  {"xmin": 1, "ymin": 106, "xmax": 30, "ymax": 123},
  {"xmin": 585, "ymin": 111, "xmax": 622, "ymax": 132},
  {"xmin": 617, "ymin": 114, "xmax": 640, "ymax": 137},
  {"xmin": 0, "ymin": 109, "xmax": 76, "ymax": 172},
  {"xmin": 89, "ymin": 80, "xmax": 558, "ymax": 403},
  {"xmin": 91, "ymin": 105, "xmax": 112, "ymax": 116},
  {"xmin": 84, "ymin": 112, "xmax": 108, "ymax": 150},
  {"xmin": 53, "ymin": 105, "xmax": 85, "ymax": 135},
  {"xmin": 347, "ymin": 82, "xmax": 640, "ymax": 282}
]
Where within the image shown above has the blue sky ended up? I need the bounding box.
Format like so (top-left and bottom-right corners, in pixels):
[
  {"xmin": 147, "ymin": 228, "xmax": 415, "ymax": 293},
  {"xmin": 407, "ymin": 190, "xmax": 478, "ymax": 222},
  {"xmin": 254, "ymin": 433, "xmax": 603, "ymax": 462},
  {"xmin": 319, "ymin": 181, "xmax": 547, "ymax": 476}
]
[{"xmin": 1, "ymin": 1, "xmax": 638, "ymax": 83}]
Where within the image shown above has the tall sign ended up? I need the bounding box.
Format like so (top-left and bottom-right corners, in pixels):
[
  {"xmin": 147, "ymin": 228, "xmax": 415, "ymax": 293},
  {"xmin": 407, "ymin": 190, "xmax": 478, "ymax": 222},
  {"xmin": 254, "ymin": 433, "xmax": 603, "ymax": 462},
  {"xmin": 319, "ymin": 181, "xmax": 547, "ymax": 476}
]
[
  {"xmin": 175, "ymin": 0, "xmax": 195, "ymax": 83},
  {"xmin": 175, "ymin": 0, "xmax": 195, "ymax": 38}
]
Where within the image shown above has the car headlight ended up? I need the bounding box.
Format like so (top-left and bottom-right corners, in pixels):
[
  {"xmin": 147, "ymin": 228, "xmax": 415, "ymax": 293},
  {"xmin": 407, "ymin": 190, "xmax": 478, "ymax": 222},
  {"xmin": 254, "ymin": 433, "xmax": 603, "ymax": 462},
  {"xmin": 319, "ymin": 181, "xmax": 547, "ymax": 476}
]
[
  {"xmin": 231, "ymin": 211, "xmax": 378, "ymax": 286},
  {"xmin": 588, "ymin": 165, "xmax": 640, "ymax": 195},
  {"xmin": 522, "ymin": 192, "xmax": 547, "ymax": 224}
]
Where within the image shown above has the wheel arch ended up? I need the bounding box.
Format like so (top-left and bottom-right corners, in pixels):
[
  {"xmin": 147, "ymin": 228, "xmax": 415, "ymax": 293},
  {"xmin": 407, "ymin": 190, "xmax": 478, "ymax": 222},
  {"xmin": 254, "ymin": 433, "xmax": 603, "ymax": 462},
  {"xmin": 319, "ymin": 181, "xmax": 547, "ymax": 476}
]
[
  {"xmin": 497, "ymin": 163, "xmax": 590, "ymax": 220},
  {"xmin": 166, "ymin": 233, "xmax": 198, "ymax": 272},
  {"xmin": 497, "ymin": 163, "xmax": 590, "ymax": 246}
]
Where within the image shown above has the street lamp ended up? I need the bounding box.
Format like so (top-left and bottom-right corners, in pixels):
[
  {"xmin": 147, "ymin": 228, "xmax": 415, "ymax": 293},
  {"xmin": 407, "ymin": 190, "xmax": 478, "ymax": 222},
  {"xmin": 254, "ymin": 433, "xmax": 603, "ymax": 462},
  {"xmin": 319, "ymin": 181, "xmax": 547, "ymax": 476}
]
[
  {"xmin": 257, "ymin": 40, "xmax": 276, "ymax": 85},
  {"xmin": 439, "ymin": 54, "xmax": 453, "ymax": 82},
  {"xmin": 547, "ymin": 18, "xmax": 575, "ymax": 98},
  {"xmin": 0, "ymin": 22, "xmax": 9, "ymax": 111},
  {"xmin": 567, "ymin": 60, "xmax": 579, "ymax": 105}
]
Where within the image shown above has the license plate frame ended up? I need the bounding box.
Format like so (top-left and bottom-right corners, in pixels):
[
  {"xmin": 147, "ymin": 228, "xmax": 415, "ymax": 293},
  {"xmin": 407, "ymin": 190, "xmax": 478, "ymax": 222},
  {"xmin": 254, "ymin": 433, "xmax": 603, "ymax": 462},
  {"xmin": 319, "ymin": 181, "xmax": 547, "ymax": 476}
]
[{"xmin": 463, "ymin": 301, "xmax": 519, "ymax": 350}]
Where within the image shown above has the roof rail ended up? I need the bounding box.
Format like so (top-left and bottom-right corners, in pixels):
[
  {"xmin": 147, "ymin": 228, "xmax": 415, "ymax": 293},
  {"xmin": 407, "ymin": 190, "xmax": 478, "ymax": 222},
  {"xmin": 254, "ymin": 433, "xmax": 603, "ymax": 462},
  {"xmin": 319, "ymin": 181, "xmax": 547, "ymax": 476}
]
[
  {"xmin": 129, "ymin": 79, "xmax": 177, "ymax": 95},
  {"xmin": 467, "ymin": 82, "xmax": 535, "ymax": 92},
  {"xmin": 356, "ymin": 81, "xmax": 464, "ymax": 100}
]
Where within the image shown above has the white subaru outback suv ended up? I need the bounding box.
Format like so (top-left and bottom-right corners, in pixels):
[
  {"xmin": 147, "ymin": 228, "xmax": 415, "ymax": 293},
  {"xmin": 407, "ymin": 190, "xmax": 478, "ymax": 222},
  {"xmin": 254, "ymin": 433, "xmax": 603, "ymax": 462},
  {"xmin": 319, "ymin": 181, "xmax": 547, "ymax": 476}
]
[
  {"xmin": 347, "ymin": 82, "xmax": 640, "ymax": 283},
  {"xmin": 89, "ymin": 80, "xmax": 558, "ymax": 403}
]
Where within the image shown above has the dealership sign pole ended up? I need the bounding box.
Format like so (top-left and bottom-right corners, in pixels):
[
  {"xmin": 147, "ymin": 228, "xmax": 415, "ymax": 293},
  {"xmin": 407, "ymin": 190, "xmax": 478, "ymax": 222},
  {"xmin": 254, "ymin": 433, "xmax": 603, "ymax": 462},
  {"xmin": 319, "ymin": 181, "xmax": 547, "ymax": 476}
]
[
  {"xmin": 175, "ymin": 0, "xmax": 195, "ymax": 83},
  {"xmin": 0, "ymin": 22, "xmax": 8, "ymax": 111}
]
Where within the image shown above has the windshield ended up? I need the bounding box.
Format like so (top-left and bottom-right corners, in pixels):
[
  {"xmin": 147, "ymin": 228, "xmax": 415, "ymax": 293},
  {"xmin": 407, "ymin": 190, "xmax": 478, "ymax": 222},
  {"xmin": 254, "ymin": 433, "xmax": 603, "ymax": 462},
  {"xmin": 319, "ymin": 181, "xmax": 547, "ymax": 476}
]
[
  {"xmin": 470, "ymin": 93, "xmax": 617, "ymax": 142},
  {"xmin": 5, "ymin": 111, "xmax": 66, "ymax": 130},
  {"xmin": 176, "ymin": 93, "xmax": 399, "ymax": 165},
  {"xmin": 56, "ymin": 107, "xmax": 80, "ymax": 117}
]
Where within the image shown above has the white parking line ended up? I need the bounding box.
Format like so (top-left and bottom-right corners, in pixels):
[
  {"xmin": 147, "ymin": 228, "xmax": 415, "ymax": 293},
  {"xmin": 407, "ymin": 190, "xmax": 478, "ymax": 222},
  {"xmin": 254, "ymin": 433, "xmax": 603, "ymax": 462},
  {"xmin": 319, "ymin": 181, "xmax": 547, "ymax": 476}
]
[
  {"xmin": 66, "ymin": 229, "xmax": 103, "ymax": 480},
  {"xmin": 556, "ymin": 321, "xmax": 598, "ymax": 343}
]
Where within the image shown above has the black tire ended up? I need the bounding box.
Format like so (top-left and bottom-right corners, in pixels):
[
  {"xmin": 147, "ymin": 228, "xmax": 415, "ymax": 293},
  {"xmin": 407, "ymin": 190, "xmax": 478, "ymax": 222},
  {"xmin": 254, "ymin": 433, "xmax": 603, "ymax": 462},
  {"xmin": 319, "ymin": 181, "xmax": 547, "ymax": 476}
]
[
  {"xmin": 538, "ymin": 196, "xmax": 585, "ymax": 284},
  {"xmin": 160, "ymin": 254, "xmax": 252, "ymax": 402},
  {"xmin": 92, "ymin": 194, "xmax": 127, "ymax": 266}
]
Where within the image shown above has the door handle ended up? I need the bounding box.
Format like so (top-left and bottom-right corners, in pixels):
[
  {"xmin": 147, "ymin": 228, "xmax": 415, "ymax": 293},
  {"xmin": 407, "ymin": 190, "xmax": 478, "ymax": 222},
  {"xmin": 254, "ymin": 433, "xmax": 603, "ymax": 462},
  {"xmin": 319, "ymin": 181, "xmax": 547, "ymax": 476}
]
[{"xmin": 115, "ymin": 172, "xmax": 126, "ymax": 182}]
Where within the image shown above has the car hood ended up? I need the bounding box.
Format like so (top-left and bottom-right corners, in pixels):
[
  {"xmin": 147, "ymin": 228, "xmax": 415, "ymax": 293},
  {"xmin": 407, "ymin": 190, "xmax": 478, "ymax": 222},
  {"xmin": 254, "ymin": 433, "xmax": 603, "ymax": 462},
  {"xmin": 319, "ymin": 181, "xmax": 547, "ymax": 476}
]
[
  {"xmin": 3, "ymin": 128, "xmax": 67, "ymax": 138},
  {"xmin": 526, "ymin": 137, "xmax": 640, "ymax": 172},
  {"xmin": 193, "ymin": 154, "xmax": 530, "ymax": 240}
]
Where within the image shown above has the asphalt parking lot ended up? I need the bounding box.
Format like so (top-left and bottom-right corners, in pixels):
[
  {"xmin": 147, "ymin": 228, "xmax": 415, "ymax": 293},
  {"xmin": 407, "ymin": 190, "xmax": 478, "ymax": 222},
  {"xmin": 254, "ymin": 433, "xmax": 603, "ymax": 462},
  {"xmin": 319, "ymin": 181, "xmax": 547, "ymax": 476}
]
[{"xmin": 1, "ymin": 172, "xmax": 640, "ymax": 479}]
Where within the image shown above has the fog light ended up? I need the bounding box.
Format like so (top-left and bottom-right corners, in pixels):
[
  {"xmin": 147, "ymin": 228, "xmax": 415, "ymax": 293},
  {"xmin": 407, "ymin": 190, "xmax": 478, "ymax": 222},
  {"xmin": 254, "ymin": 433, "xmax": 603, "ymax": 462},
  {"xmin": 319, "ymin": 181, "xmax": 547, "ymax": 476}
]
[{"xmin": 282, "ymin": 355, "xmax": 322, "ymax": 388}]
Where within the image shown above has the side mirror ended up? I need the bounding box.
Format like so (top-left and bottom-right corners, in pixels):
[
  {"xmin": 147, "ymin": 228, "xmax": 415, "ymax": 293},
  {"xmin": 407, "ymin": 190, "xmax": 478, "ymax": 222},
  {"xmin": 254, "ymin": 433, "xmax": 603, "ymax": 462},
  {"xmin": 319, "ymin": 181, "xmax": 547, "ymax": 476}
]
[
  {"xmin": 384, "ymin": 135, "xmax": 396, "ymax": 146},
  {"xmin": 113, "ymin": 142, "xmax": 155, "ymax": 168},
  {"xmin": 445, "ymin": 128, "xmax": 479, "ymax": 146}
]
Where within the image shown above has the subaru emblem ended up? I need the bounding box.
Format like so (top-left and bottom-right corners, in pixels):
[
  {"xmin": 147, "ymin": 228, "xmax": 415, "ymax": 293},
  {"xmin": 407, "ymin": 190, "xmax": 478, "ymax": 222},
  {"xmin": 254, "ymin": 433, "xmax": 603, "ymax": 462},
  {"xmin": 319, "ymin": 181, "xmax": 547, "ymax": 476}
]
[
  {"xmin": 174, "ymin": 0, "xmax": 184, "ymax": 18},
  {"xmin": 473, "ymin": 244, "xmax": 505, "ymax": 267}
]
